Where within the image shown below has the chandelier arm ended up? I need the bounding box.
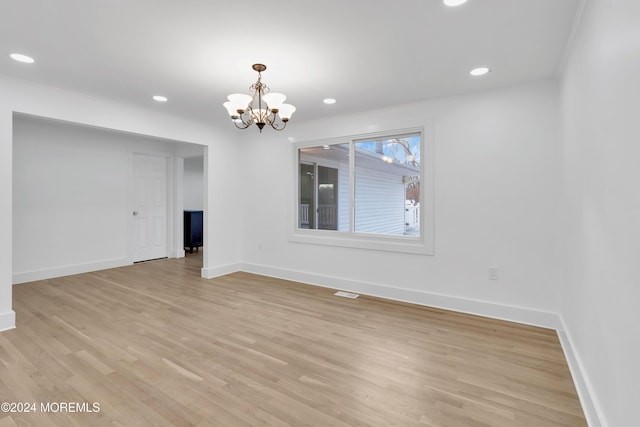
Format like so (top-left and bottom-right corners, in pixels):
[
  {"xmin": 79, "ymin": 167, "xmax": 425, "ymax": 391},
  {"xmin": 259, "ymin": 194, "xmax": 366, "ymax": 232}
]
[
  {"xmin": 266, "ymin": 109, "xmax": 277, "ymax": 124},
  {"xmin": 269, "ymin": 119, "xmax": 287, "ymax": 131},
  {"xmin": 242, "ymin": 110, "xmax": 255, "ymax": 126},
  {"xmin": 233, "ymin": 120, "xmax": 251, "ymax": 130},
  {"xmin": 233, "ymin": 112, "xmax": 253, "ymax": 129}
]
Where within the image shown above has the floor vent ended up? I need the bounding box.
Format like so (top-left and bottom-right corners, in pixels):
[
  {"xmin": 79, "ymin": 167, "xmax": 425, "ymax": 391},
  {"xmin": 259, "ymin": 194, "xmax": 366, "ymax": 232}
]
[{"xmin": 334, "ymin": 291, "xmax": 359, "ymax": 299}]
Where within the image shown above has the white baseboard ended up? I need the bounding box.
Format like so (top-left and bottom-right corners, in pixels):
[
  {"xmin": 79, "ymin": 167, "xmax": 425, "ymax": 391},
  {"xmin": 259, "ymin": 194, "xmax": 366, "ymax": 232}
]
[
  {"xmin": 558, "ymin": 315, "xmax": 607, "ymax": 427},
  {"xmin": 12, "ymin": 257, "xmax": 131, "ymax": 284},
  {"xmin": 172, "ymin": 249, "xmax": 186, "ymax": 258},
  {"xmin": 238, "ymin": 262, "xmax": 560, "ymax": 330},
  {"xmin": 201, "ymin": 263, "xmax": 241, "ymax": 279},
  {"xmin": 0, "ymin": 310, "xmax": 16, "ymax": 331},
  {"xmin": 6, "ymin": 258, "xmax": 603, "ymax": 425},
  {"xmin": 238, "ymin": 262, "xmax": 605, "ymax": 426},
  {"xmin": 237, "ymin": 263, "xmax": 605, "ymax": 424}
]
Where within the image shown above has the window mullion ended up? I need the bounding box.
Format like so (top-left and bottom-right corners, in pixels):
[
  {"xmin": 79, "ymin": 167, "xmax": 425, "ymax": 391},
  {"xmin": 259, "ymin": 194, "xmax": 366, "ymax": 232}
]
[
  {"xmin": 293, "ymin": 126, "xmax": 431, "ymax": 255},
  {"xmin": 349, "ymin": 140, "xmax": 355, "ymax": 235}
]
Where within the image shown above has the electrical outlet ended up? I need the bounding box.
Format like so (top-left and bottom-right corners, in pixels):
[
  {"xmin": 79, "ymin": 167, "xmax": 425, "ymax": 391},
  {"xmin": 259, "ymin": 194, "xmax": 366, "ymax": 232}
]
[{"xmin": 488, "ymin": 266, "xmax": 499, "ymax": 280}]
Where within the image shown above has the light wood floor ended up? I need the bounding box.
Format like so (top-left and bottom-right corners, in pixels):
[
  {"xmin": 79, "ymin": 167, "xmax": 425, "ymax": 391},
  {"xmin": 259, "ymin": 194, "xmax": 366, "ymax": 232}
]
[{"xmin": 1, "ymin": 254, "xmax": 586, "ymax": 426}]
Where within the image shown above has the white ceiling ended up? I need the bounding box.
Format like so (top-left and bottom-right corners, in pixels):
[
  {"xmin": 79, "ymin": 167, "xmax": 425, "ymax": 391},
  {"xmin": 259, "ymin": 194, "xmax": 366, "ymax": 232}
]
[{"xmin": 0, "ymin": 0, "xmax": 581, "ymax": 129}]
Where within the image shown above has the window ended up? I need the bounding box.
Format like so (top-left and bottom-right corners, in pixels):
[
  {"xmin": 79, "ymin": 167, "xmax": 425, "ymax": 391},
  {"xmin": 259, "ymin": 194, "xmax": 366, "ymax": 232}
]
[
  {"xmin": 292, "ymin": 127, "xmax": 433, "ymax": 255},
  {"xmin": 354, "ymin": 135, "xmax": 421, "ymax": 236}
]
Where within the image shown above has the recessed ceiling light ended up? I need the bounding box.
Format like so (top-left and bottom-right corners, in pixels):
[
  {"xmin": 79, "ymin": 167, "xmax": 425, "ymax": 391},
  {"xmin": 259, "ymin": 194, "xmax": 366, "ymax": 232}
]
[
  {"xmin": 470, "ymin": 67, "xmax": 491, "ymax": 76},
  {"xmin": 444, "ymin": 0, "xmax": 468, "ymax": 6},
  {"xmin": 323, "ymin": 98, "xmax": 336, "ymax": 105},
  {"xmin": 152, "ymin": 95, "xmax": 168, "ymax": 102},
  {"xmin": 10, "ymin": 53, "xmax": 35, "ymax": 64}
]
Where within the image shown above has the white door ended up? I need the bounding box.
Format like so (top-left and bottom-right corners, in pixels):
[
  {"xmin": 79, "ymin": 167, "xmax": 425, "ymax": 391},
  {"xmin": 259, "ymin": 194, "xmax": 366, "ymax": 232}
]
[{"xmin": 133, "ymin": 153, "xmax": 168, "ymax": 262}]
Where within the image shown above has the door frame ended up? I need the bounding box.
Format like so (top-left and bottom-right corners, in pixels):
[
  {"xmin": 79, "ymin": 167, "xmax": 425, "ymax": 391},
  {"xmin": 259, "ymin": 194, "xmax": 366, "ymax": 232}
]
[{"xmin": 128, "ymin": 149, "xmax": 176, "ymax": 263}]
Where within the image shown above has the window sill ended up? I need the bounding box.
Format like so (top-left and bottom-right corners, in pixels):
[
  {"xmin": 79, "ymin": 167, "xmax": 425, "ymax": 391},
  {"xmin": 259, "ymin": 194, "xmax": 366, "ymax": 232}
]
[{"xmin": 289, "ymin": 229, "xmax": 433, "ymax": 255}]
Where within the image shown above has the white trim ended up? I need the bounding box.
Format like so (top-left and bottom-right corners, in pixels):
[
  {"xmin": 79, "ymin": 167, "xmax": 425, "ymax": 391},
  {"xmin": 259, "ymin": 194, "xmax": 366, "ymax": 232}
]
[
  {"xmin": 12, "ymin": 257, "xmax": 131, "ymax": 284},
  {"xmin": 173, "ymin": 249, "xmax": 186, "ymax": 259},
  {"xmin": 558, "ymin": 315, "xmax": 607, "ymax": 427},
  {"xmin": 238, "ymin": 262, "xmax": 560, "ymax": 329},
  {"xmin": 236, "ymin": 265, "xmax": 610, "ymax": 424},
  {"xmin": 201, "ymin": 263, "xmax": 242, "ymax": 279},
  {"xmin": 290, "ymin": 125, "xmax": 434, "ymax": 255},
  {"xmin": 174, "ymin": 157, "xmax": 185, "ymax": 257},
  {"xmin": 289, "ymin": 231, "xmax": 429, "ymax": 255},
  {"xmin": 349, "ymin": 138, "xmax": 355, "ymax": 232},
  {"xmin": 0, "ymin": 310, "xmax": 16, "ymax": 332}
]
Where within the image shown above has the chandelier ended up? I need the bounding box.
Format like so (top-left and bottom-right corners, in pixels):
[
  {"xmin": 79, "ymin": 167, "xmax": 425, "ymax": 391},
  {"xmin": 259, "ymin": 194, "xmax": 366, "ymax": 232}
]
[{"xmin": 223, "ymin": 64, "xmax": 296, "ymax": 132}]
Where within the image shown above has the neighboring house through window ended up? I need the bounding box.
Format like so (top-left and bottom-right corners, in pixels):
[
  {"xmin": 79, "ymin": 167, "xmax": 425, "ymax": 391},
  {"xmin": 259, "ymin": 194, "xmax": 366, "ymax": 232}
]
[{"xmin": 292, "ymin": 127, "xmax": 433, "ymax": 255}]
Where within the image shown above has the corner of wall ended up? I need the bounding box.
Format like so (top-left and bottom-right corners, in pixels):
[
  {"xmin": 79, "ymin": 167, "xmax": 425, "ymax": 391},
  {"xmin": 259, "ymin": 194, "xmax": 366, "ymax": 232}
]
[
  {"xmin": 173, "ymin": 249, "xmax": 186, "ymax": 259},
  {"xmin": 557, "ymin": 315, "xmax": 607, "ymax": 427},
  {"xmin": 0, "ymin": 310, "xmax": 16, "ymax": 332},
  {"xmin": 556, "ymin": 0, "xmax": 592, "ymax": 76},
  {"xmin": 201, "ymin": 263, "xmax": 242, "ymax": 279}
]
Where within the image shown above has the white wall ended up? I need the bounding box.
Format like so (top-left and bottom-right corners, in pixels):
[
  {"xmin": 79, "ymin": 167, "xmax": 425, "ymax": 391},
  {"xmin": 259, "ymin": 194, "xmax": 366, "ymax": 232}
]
[
  {"xmin": 12, "ymin": 115, "xmax": 185, "ymax": 283},
  {"xmin": 0, "ymin": 76, "xmax": 240, "ymax": 331},
  {"xmin": 559, "ymin": 0, "xmax": 640, "ymax": 425},
  {"xmin": 238, "ymin": 80, "xmax": 563, "ymax": 327},
  {"xmin": 0, "ymin": 108, "xmax": 14, "ymax": 330},
  {"xmin": 183, "ymin": 156, "xmax": 204, "ymax": 211},
  {"xmin": 201, "ymin": 137, "xmax": 244, "ymax": 278}
]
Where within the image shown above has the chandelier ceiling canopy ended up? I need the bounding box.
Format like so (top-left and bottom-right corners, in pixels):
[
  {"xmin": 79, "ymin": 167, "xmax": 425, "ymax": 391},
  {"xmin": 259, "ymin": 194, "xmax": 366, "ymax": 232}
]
[{"xmin": 223, "ymin": 64, "xmax": 295, "ymax": 133}]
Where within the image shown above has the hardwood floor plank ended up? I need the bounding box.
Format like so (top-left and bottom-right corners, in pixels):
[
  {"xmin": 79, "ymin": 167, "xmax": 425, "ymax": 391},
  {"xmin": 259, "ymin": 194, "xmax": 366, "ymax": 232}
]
[{"xmin": 0, "ymin": 254, "xmax": 586, "ymax": 426}]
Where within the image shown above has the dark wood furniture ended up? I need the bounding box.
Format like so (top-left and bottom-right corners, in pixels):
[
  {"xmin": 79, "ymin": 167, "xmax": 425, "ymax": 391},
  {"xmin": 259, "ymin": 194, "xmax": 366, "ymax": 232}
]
[{"xmin": 184, "ymin": 210, "xmax": 203, "ymax": 254}]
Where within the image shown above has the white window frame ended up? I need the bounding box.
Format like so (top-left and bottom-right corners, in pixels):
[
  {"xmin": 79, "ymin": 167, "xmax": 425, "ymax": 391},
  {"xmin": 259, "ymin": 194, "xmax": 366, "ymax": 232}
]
[
  {"xmin": 289, "ymin": 126, "xmax": 434, "ymax": 255},
  {"xmin": 299, "ymin": 157, "xmax": 342, "ymax": 231}
]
